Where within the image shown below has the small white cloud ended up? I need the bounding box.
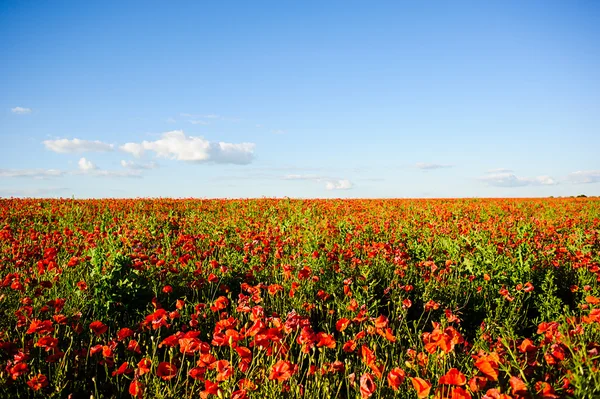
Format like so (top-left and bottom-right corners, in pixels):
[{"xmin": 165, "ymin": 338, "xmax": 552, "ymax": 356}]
[
  {"xmin": 479, "ymin": 173, "xmax": 558, "ymax": 187},
  {"xmin": 120, "ymin": 142, "xmax": 145, "ymax": 158},
  {"xmin": 416, "ymin": 163, "xmax": 453, "ymax": 170},
  {"xmin": 568, "ymin": 170, "xmax": 600, "ymax": 184},
  {"xmin": 120, "ymin": 160, "xmax": 158, "ymax": 170},
  {"xmin": 44, "ymin": 138, "xmax": 114, "ymax": 153},
  {"xmin": 78, "ymin": 157, "xmax": 97, "ymax": 171},
  {"xmin": 325, "ymin": 179, "xmax": 353, "ymax": 190},
  {"xmin": 284, "ymin": 174, "xmax": 353, "ymax": 190},
  {"xmin": 120, "ymin": 130, "xmax": 255, "ymax": 164},
  {"xmin": 189, "ymin": 120, "xmax": 209, "ymax": 125},
  {"xmin": 0, "ymin": 168, "xmax": 64, "ymax": 179},
  {"xmin": 76, "ymin": 158, "xmax": 141, "ymax": 178},
  {"xmin": 11, "ymin": 107, "xmax": 32, "ymax": 114}
]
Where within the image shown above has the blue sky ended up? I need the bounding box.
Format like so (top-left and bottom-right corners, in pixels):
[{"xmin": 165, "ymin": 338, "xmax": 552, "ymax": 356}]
[{"xmin": 1, "ymin": 0, "xmax": 599, "ymax": 198}]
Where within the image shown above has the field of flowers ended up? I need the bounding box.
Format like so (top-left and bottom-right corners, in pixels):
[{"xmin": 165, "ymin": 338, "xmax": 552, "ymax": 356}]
[{"xmin": 0, "ymin": 198, "xmax": 599, "ymax": 398}]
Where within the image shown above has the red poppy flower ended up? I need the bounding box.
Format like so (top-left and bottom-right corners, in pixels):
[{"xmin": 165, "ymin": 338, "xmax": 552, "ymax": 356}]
[
  {"xmin": 269, "ymin": 360, "xmax": 295, "ymax": 382},
  {"xmin": 200, "ymin": 380, "xmax": 221, "ymax": 399},
  {"xmin": 127, "ymin": 339, "xmax": 141, "ymax": 354},
  {"xmin": 360, "ymin": 373, "xmax": 376, "ymax": 398},
  {"xmin": 336, "ymin": 318, "xmax": 350, "ymax": 332},
  {"xmin": 469, "ymin": 376, "xmax": 488, "ymax": 392},
  {"xmin": 189, "ymin": 367, "xmax": 206, "ymax": 380},
  {"xmin": 509, "ymin": 376, "xmax": 528, "ymax": 395},
  {"xmin": 410, "ymin": 377, "xmax": 432, "ymax": 399},
  {"xmin": 10, "ymin": 363, "xmax": 29, "ymax": 380},
  {"xmin": 518, "ymin": 339, "xmax": 536, "ymax": 353},
  {"xmin": 231, "ymin": 389, "xmax": 247, "ymax": 399},
  {"xmin": 210, "ymin": 296, "xmax": 229, "ymax": 312},
  {"xmin": 117, "ymin": 327, "xmax": 134, "ymax": 341},
  {"xmin": 112, "ymin": 361, "xmax": 134, "ymax": 376},
  {"xmin": 439, "ymin": 368, "xmax": 466, "ymax": 386},
  {"xmin": 316, "ymin": 332, "xmax": 336, "ymax": 349},
  {"xmin": 535, "ymin": 381, "xmax": 558, "ymax": 399},
  {"xmin": 26, "ymin": 319, "xmax": 53, "ymax": 335},
  {"xmin": 361, "ymin": 345, "xmax": 376, "ymax": 367},
  {"xmin": 474, "ymin": 353, "xmax": 499, "ymax": 381},
  {"xmin": 450, "ymin": 387, "xmax": 472, "ymax": 399},
  {"xmin": 343, "ymin": 339, "xmax": 357, "ymax": 352},
  {"xmin": 387, "ymin": 367, "xmax": 405, "ymax": 391},
  {"xmin": 129, "ymin": 380, "xmax": 144, "ymax": 398},
  {"xmin": 35, "ymin": 336, "xmax": 59, "ymax": 352},
  {"xmin": 156, "ymin": 361, "xmax": 178, "ymax": 380},
  {"xmin": 89, "ymin": 320, "xmax": 108, "ymax": 336},
  {"xmin": 213, "ymin": 360, "xmax": 233, "ymax": 381},
  {"xmin": 137, "ymin": 358, "xmax": 152, "ymax": 375},
  {"xmin": 27, "ymin": 374, "xmax": 48, "ymax": 391}
]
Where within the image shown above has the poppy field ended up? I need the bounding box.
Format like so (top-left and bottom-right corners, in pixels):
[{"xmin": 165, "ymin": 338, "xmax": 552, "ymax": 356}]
[{"xmin": 0, "ymin": 197, "xmax": 599, "ymax": 398}]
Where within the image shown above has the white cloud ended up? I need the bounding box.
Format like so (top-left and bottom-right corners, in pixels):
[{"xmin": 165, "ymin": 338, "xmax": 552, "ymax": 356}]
[
  {"xmin": 479, "ymin": 173, "xmax": 558, "ymax": 187},
  {"xmin": 78, "ymin": 157, "xmax": 97, "ymax": 171},
  {"xmin": 120, "ymin": 142, "xmax": 145, "ymax": 158},
  {"xmin": 416, "ymin": 163, "xmax": 453, "ymax": 170},
  {"xmin": 11, "ymin": 107, "xmax": 32, "ymax": 114},
  {"xmin": 44, "ymin": 138, "xmax": 114, "ymax": 153},
  {"xmin": 76, "ymin": 158, "xmax": 141, "ymax": 178},
  {"xmin": 189, "ymin": 120, "xmax": 209, "ymax": 125},
  {"xmin": 567, "ymin": 170, "xmax": 600, "ymax": 184},
  {"xmin": 120, "ymin": 160, "xmax": 158, "ymax": 170},
  {"xmin": 0, "ymin": 168, "xmax": 64, "ymax": 179},
  {"xmin": 284, "ymin": 174, "xmax": 354, "ymax": 190},
  {"xmin": 120, "ymin": 130, "xmax": 255, "ymax": 165},
  {"xmin": 90, "ymin": 170, "xmax": 142, "ymax": 178},
  {"xmin": 325, "ymin": 179, "xmax": 353, "ymax": 190}
]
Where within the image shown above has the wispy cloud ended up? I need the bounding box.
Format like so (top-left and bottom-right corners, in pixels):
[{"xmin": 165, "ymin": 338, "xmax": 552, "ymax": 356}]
[
  {"xmin": 0, "ymin": 168, "xmax": 64, "ymax": 179},
  {"xmin": 415, "ymin": 162, "xmax": 453, "ymax": 170},
  {"xmin": 11, "ymin": 106, "xmax": 32, "ymax": 115},
  {"xmin": 284, "ymin": 174, "xmax": 354, "ymax": 190},
  {"xmin": 44, "ymin": 138, "xmax": 114, "ymax": 153},
  {"xmin": 567, "ymin": 170, "xmax": 600, "ymax": 184},
  {"xmin": 77, "ymin": 157, "xmax": 141, "ymax": 178},
  {"xmin": 121, "ymin": 160, "xmax": 158, "ymax": 170},
  {"xmin": 120, "ymin": 130, "xmax": 255, "ymax": 165},
  {"xmin": 479, "ymin": 172, "xmax": 558, "ymax": 187}
]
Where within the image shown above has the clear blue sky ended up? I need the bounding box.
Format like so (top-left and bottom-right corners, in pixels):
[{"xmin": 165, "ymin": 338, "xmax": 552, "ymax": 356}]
[{"xmin": 1, "ymin": 0, "xmax": 599, "ymax": 198}]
